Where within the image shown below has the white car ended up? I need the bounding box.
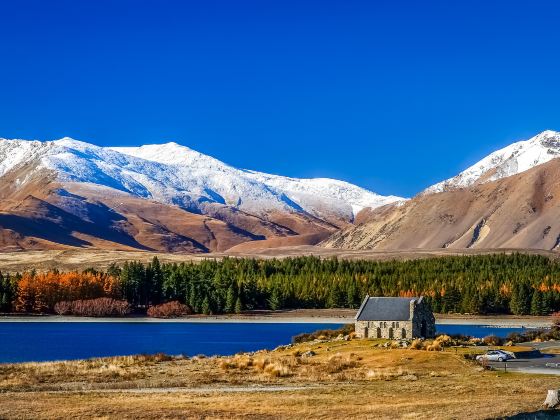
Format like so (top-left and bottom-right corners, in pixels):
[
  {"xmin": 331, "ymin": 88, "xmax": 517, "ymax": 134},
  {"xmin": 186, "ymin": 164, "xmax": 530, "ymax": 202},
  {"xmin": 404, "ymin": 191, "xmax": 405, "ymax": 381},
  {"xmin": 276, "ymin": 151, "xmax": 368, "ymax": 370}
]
[{"xmin": 476, "ymin": 350, "xmax": 513, "ymax": 362}]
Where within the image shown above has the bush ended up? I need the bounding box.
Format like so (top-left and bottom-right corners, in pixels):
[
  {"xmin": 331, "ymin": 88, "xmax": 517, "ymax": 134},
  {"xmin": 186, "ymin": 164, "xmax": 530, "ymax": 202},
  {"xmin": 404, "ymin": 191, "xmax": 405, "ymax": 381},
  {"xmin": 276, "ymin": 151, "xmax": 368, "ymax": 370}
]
[
  {"xmin": 147, "ymin": 301, "xmax": 192, "ymax": 318},
  {"xmin": 434, "ymin": 334, "xmax": 454, "ymax": 347},
  {"xmin": 54, "ymin": 298, "xmax": 131, "ymax": 317},
  {"xmin": 505, "ymin": 332, "xmax": 524, "ymax": 344},
  {"xmin": 410, "ymin": 339, "xmax": 423, "ymax": 350},
  {"xmin": 325, "ymin": 353, "xmax": 360, "ymax": 373},
  {"xmin": 426, "ymin": 342, "xmax": 442, "ymax": 351},
  {"xmin": 482, "ymin": 335, "xmax": 503, "ymax": 346},
  {"xmin": 292, "ymin": 324, "xmax": 354, "ymax": 343},
  {"xmin": 264, "ymin": 362, "xmax": 291, "ymax": 377}
]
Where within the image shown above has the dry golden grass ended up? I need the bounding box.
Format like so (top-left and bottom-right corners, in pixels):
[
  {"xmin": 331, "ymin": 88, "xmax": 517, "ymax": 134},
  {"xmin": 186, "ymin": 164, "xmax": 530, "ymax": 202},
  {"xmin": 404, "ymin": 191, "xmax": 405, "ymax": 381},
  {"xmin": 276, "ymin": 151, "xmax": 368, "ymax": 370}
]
[{"xmin": 0, "ymin": 339, "xmax": 559, "ymax": 419}]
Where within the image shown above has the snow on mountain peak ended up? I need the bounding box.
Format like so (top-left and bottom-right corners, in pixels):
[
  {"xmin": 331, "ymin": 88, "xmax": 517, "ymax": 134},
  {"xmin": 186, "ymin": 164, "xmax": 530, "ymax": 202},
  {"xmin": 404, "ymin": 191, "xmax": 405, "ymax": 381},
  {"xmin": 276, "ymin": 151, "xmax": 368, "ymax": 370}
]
[
  {"xmin": 0, "ymin": 137, "xmax": 404, "ymax": 221},
  {"xmin": 425, "ymin": 130, "xmax": 560, "ymax": 194}
]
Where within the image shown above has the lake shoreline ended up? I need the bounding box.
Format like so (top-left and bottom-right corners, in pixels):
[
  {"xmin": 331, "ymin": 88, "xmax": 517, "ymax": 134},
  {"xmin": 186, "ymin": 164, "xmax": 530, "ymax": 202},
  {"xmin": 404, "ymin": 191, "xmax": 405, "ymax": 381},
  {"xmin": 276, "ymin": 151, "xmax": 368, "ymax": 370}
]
[{"xmin": 0, "ymin": 309, "xmax": 554, "ymax": 328}]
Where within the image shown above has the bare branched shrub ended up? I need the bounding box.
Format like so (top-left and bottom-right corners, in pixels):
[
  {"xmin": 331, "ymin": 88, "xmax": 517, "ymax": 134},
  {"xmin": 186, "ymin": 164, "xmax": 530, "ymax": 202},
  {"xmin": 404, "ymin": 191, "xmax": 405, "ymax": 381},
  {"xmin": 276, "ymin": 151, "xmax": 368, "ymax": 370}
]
[
  {"xmin": 147, "ymin": 301, "xmax": 192, "ymax": 318},
  {"xmin": 54, "ymin": 298, "xmax": 131, "ymax": 317}
]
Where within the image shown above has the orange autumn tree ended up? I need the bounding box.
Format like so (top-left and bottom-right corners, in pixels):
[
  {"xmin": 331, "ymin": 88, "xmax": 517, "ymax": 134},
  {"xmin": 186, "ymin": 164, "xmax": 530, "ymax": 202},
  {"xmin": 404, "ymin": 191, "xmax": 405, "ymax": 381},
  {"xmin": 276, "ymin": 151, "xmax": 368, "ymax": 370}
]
[{"xmin": 15, "ymin": 271, "xmax": 120, "ymax": 313}]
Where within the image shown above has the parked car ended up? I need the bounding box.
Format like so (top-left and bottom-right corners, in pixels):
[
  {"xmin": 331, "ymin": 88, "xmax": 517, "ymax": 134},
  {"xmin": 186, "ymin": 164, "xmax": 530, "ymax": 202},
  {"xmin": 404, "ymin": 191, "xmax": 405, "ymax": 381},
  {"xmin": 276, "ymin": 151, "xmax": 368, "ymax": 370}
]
[{"xmin": 476, "ymin": 350, "xmax": 513, "ymax": 362}]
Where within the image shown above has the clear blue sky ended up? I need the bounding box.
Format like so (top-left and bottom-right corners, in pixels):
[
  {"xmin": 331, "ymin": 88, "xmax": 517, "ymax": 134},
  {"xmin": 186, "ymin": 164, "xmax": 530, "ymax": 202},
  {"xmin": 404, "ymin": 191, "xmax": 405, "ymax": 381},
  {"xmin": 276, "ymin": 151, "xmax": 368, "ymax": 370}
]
[{"xmin": 1, "ymin": 0, "xmax": 559, "ymax": 197}]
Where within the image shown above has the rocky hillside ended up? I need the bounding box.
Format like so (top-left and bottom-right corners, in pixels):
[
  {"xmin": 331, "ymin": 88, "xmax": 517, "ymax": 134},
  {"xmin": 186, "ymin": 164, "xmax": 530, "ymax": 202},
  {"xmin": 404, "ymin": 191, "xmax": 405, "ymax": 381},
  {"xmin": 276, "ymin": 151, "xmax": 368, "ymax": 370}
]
[{"xmin": 323, "ymin": 130, "xmax": 560, "ymax": 251}]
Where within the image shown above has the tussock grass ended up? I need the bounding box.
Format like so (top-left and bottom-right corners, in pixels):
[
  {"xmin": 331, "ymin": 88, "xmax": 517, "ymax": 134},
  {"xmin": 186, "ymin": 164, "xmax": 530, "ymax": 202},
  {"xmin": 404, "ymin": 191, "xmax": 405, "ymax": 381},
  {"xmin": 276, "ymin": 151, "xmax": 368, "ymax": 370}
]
[
  {"xmin": 324, "ymin": 353, "xmax": 360, "ymax": 374},
  {"xmin": 3, "ymin": 337, "xmax": 560, "ymax": 419},
  {"xmin": 410, "ymin": 339, "xmax": 423, "ymax": 350},
  {"xmin": 365, "ymin": 367, "xmax": 415, "ymax": 381}
]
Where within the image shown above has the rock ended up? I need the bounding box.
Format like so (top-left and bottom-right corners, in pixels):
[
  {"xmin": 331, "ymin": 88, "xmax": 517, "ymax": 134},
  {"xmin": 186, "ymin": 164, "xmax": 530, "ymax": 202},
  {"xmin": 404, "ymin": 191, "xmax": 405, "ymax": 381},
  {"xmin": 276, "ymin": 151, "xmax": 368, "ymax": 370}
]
[
  {"xmin": 301, "ymin": 350, "xmax": 316, "ymax": 358},
  {"xmin": 544, "ymin": 390, "xmax": 560, "ymax": 409}
]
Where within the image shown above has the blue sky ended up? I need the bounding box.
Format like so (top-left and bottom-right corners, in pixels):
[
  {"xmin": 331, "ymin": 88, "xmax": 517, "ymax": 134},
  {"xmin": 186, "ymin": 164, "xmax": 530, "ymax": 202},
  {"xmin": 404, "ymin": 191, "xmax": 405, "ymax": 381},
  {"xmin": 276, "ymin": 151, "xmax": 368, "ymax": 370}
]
[{"xmin": 0, "ymin": 0, "xmax": 559, "ymax": 197}]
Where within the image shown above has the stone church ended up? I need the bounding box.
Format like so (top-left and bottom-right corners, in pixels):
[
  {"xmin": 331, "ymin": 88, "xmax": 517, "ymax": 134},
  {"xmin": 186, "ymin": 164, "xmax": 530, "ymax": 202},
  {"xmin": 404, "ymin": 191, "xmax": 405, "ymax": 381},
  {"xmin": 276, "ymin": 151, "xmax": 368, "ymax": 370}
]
[{"xmin": 354, "ymin": 295, "xmax": 435, "ymax": 339}]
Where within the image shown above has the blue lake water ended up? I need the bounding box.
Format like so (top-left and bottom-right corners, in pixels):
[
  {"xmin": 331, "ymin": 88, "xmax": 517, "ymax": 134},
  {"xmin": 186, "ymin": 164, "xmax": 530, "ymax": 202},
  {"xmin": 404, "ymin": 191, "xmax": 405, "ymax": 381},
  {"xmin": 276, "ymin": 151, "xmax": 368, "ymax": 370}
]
[{"xmin": 0, "ymin": 322, "xmax": 537, "ymax": 363}]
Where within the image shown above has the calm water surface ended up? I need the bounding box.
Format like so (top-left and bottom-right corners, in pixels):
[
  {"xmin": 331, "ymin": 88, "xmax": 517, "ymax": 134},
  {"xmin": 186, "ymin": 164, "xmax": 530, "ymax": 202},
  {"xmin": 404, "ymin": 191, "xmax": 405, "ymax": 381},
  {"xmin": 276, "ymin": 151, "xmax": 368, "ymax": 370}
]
[{"xmin": 0, "ymin": 322, "xmax": 536, "ymax": 363}]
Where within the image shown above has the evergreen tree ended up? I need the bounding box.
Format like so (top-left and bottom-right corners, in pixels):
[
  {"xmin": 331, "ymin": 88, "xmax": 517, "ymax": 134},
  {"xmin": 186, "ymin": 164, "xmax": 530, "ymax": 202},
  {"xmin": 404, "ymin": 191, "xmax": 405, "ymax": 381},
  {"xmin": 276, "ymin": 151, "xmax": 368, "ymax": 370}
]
[
  {"xmin": 234, "ymin": 296, "xmax": 243, "ymax": 314},
  {"xmin": 148, "ymin": 256, "xmax": 164, "ymax": 305},
  {"xmin": 326, "ymin": 284, "xmax": 344, "ymax": 308},
  {"xmin": 201, "ymin": 296, "xmax": 211, "ymax": 315},
  {"xmin": 531, "ymin": 289, "xmax": 548, "ymax": 316},
  {"xmin": 225, "ymin": 285, "xmax": 236, "ymax": 313},
  {"xmin": 268, "ymin": 288, "xmax": 282, "ymax": 311},
  {"xmin": 510, "ymin": 282, "xmax": 531, "ymax": 315},
  {"xmin": 346, "ymin": 282, "xmax": 359, "ymax": 309}
]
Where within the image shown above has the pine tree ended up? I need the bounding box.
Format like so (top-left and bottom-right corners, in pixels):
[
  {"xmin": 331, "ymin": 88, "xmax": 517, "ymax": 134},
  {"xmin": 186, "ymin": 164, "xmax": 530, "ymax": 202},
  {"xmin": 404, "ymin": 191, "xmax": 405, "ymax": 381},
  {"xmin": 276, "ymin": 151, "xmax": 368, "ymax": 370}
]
[
  {"xmin": 268, "ymin": 288, "xmax": 282, "ymax": 311},
  {"xmin": 188, "ymin": 283, "xmax": 198, "ymax": 313},
  {"xmin": 346, "ymin": 282, "xmax": 359, "ymax": 309},
  {"xmin": 234, "ymin": 296, "xmax": 243, "ymax": 314},
  {"xmin": 148, "ymin": 256, "xmax": 163, "ymax": 305},
  {"xmin": 201, "ymin": 296, "xmax": 211, "ymax": 315},
  {"xmin": 225, "ymin": 285, "xmax": 236, "ymax": 313},
  {"xmin": 510, "ymin": 282, "xmax": 531, "ymax": 315},
  {"xmin": 430, "ymin": 291, "xmax": 442, "ymax": 313},
  {"xmin": 326, "ymin": 284, "xmax": 343, "ymax": 308}
]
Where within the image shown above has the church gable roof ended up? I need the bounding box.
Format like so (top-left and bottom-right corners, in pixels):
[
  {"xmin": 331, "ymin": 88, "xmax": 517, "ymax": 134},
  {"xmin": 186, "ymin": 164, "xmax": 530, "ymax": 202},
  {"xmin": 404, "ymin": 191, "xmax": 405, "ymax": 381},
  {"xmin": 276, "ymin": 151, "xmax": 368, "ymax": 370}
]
[{"xmin": 355, "ymin": 296, "xmax": 421, "ymax": 321}]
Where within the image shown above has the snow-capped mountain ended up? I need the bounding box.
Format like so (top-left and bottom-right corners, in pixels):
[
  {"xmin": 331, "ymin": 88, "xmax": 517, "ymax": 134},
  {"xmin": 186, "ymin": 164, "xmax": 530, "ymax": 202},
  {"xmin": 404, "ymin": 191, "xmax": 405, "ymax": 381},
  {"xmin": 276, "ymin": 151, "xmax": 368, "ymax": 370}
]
[
  {"xmin": 111, "ymin": 142, "xmax": 404, "ymax": 221},
  {"xmin": 0, "ymin": 136, "xmax": 403, "ymax": 225},
  {"xmin": 425, "ymin": 130, "xmax": 560, "ymax": 194},
  {"xmin": 325, "ymin": 129, "xmax": 560, "ymax": 252}
]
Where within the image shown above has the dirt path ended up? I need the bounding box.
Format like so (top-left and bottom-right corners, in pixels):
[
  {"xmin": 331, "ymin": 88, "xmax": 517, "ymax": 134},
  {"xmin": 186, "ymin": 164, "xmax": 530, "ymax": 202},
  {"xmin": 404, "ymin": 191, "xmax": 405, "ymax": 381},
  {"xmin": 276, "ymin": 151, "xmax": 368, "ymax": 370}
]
[{"xmin": 4, "ymin": 385, "xmax": 322, "ymax": 394}]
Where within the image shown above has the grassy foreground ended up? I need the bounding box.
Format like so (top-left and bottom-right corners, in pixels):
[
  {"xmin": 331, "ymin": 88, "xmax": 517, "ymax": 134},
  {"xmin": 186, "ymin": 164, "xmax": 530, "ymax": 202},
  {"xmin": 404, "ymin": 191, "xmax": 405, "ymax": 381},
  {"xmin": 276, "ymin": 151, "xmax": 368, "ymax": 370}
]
[{"xmin": 0, "ymin": 338, "xmax": 558, "ymax": 419}]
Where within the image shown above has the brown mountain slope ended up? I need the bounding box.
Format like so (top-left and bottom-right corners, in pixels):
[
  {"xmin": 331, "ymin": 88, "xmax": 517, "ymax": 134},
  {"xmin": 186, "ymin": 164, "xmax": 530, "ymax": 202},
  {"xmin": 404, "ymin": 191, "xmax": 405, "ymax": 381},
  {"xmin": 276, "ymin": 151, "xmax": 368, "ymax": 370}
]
[
  {"xmin": 322, "ymin": 158, "xmax": 560, "ymax": 250},
  {"xmin": 0, "ymin": 165, "xmax": 337, "ymax": 252}
]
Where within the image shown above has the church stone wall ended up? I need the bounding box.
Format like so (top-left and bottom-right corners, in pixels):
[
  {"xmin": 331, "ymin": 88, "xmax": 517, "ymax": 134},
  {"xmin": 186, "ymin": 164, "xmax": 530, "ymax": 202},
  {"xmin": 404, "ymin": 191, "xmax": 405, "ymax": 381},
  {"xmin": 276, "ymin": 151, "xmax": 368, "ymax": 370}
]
[
  {"xmin": 355, "ymin": 298, "xmax": 435, "ymax": 339},
  {"xmin": 355, "ymin": 320, "xmax": 413, "ymax": 339}
]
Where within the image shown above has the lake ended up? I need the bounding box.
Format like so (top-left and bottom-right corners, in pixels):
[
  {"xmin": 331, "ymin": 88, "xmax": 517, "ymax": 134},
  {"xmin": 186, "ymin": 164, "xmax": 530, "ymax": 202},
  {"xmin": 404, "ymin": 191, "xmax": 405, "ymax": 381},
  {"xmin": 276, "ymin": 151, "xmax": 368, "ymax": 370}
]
[{"xmin": 0, "ymin": 322, "xmax": 536, "ymax": 363}]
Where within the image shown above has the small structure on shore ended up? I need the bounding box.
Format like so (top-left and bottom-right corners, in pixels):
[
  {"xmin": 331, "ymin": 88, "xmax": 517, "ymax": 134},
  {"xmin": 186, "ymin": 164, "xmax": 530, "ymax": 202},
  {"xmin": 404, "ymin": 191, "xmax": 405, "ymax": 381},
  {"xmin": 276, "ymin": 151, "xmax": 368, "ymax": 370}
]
[{"xmin": 354, "ymin": 295, "xmax": 435, "ymax": 339}]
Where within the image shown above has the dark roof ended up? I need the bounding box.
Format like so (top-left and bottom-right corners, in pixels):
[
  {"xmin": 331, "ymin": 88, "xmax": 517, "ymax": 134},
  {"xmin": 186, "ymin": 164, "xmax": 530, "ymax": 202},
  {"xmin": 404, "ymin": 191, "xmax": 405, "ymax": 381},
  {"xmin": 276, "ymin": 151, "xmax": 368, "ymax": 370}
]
[{"xmin": 355, "ymin": 296, "xmax": 421, "ymax": 321}]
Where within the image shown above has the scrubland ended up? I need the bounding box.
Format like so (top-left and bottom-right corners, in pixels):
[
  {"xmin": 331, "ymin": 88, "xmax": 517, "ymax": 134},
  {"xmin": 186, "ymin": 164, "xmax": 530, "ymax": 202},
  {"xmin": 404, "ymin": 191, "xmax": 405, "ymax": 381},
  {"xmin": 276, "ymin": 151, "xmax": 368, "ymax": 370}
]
[{"xmin": 0, "ymin": 337, "xmax": 559, "ymax": 419}]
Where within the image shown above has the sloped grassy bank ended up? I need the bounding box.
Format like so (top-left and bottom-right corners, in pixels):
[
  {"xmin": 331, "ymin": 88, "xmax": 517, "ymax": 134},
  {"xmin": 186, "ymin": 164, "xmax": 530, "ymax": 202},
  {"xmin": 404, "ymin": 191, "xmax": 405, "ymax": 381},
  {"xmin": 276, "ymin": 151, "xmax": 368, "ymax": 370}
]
[{"xmin": 1, "ymin": 328, "xmax": 559, "ymax": 419}]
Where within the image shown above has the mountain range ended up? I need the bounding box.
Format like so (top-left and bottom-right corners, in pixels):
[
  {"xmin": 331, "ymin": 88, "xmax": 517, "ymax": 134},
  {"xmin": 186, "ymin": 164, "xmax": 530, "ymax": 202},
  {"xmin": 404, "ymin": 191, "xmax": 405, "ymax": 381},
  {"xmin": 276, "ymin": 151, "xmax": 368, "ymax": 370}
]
[
  {"xmin": 1, "ymin": 130, "xmax": 559, "ymax": 253},
  {"xmin": 0, "ymin": 137, "xmax": 402, "ymax": 252}
]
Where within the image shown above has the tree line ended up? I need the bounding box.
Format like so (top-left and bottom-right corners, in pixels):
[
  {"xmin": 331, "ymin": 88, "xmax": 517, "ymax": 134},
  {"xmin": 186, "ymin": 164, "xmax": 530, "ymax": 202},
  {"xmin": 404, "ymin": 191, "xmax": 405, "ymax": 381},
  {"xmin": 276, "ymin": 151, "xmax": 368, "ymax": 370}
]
[{"xmin": 2, "ymin": 253, "xmax": 560, "ymax": 315}]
